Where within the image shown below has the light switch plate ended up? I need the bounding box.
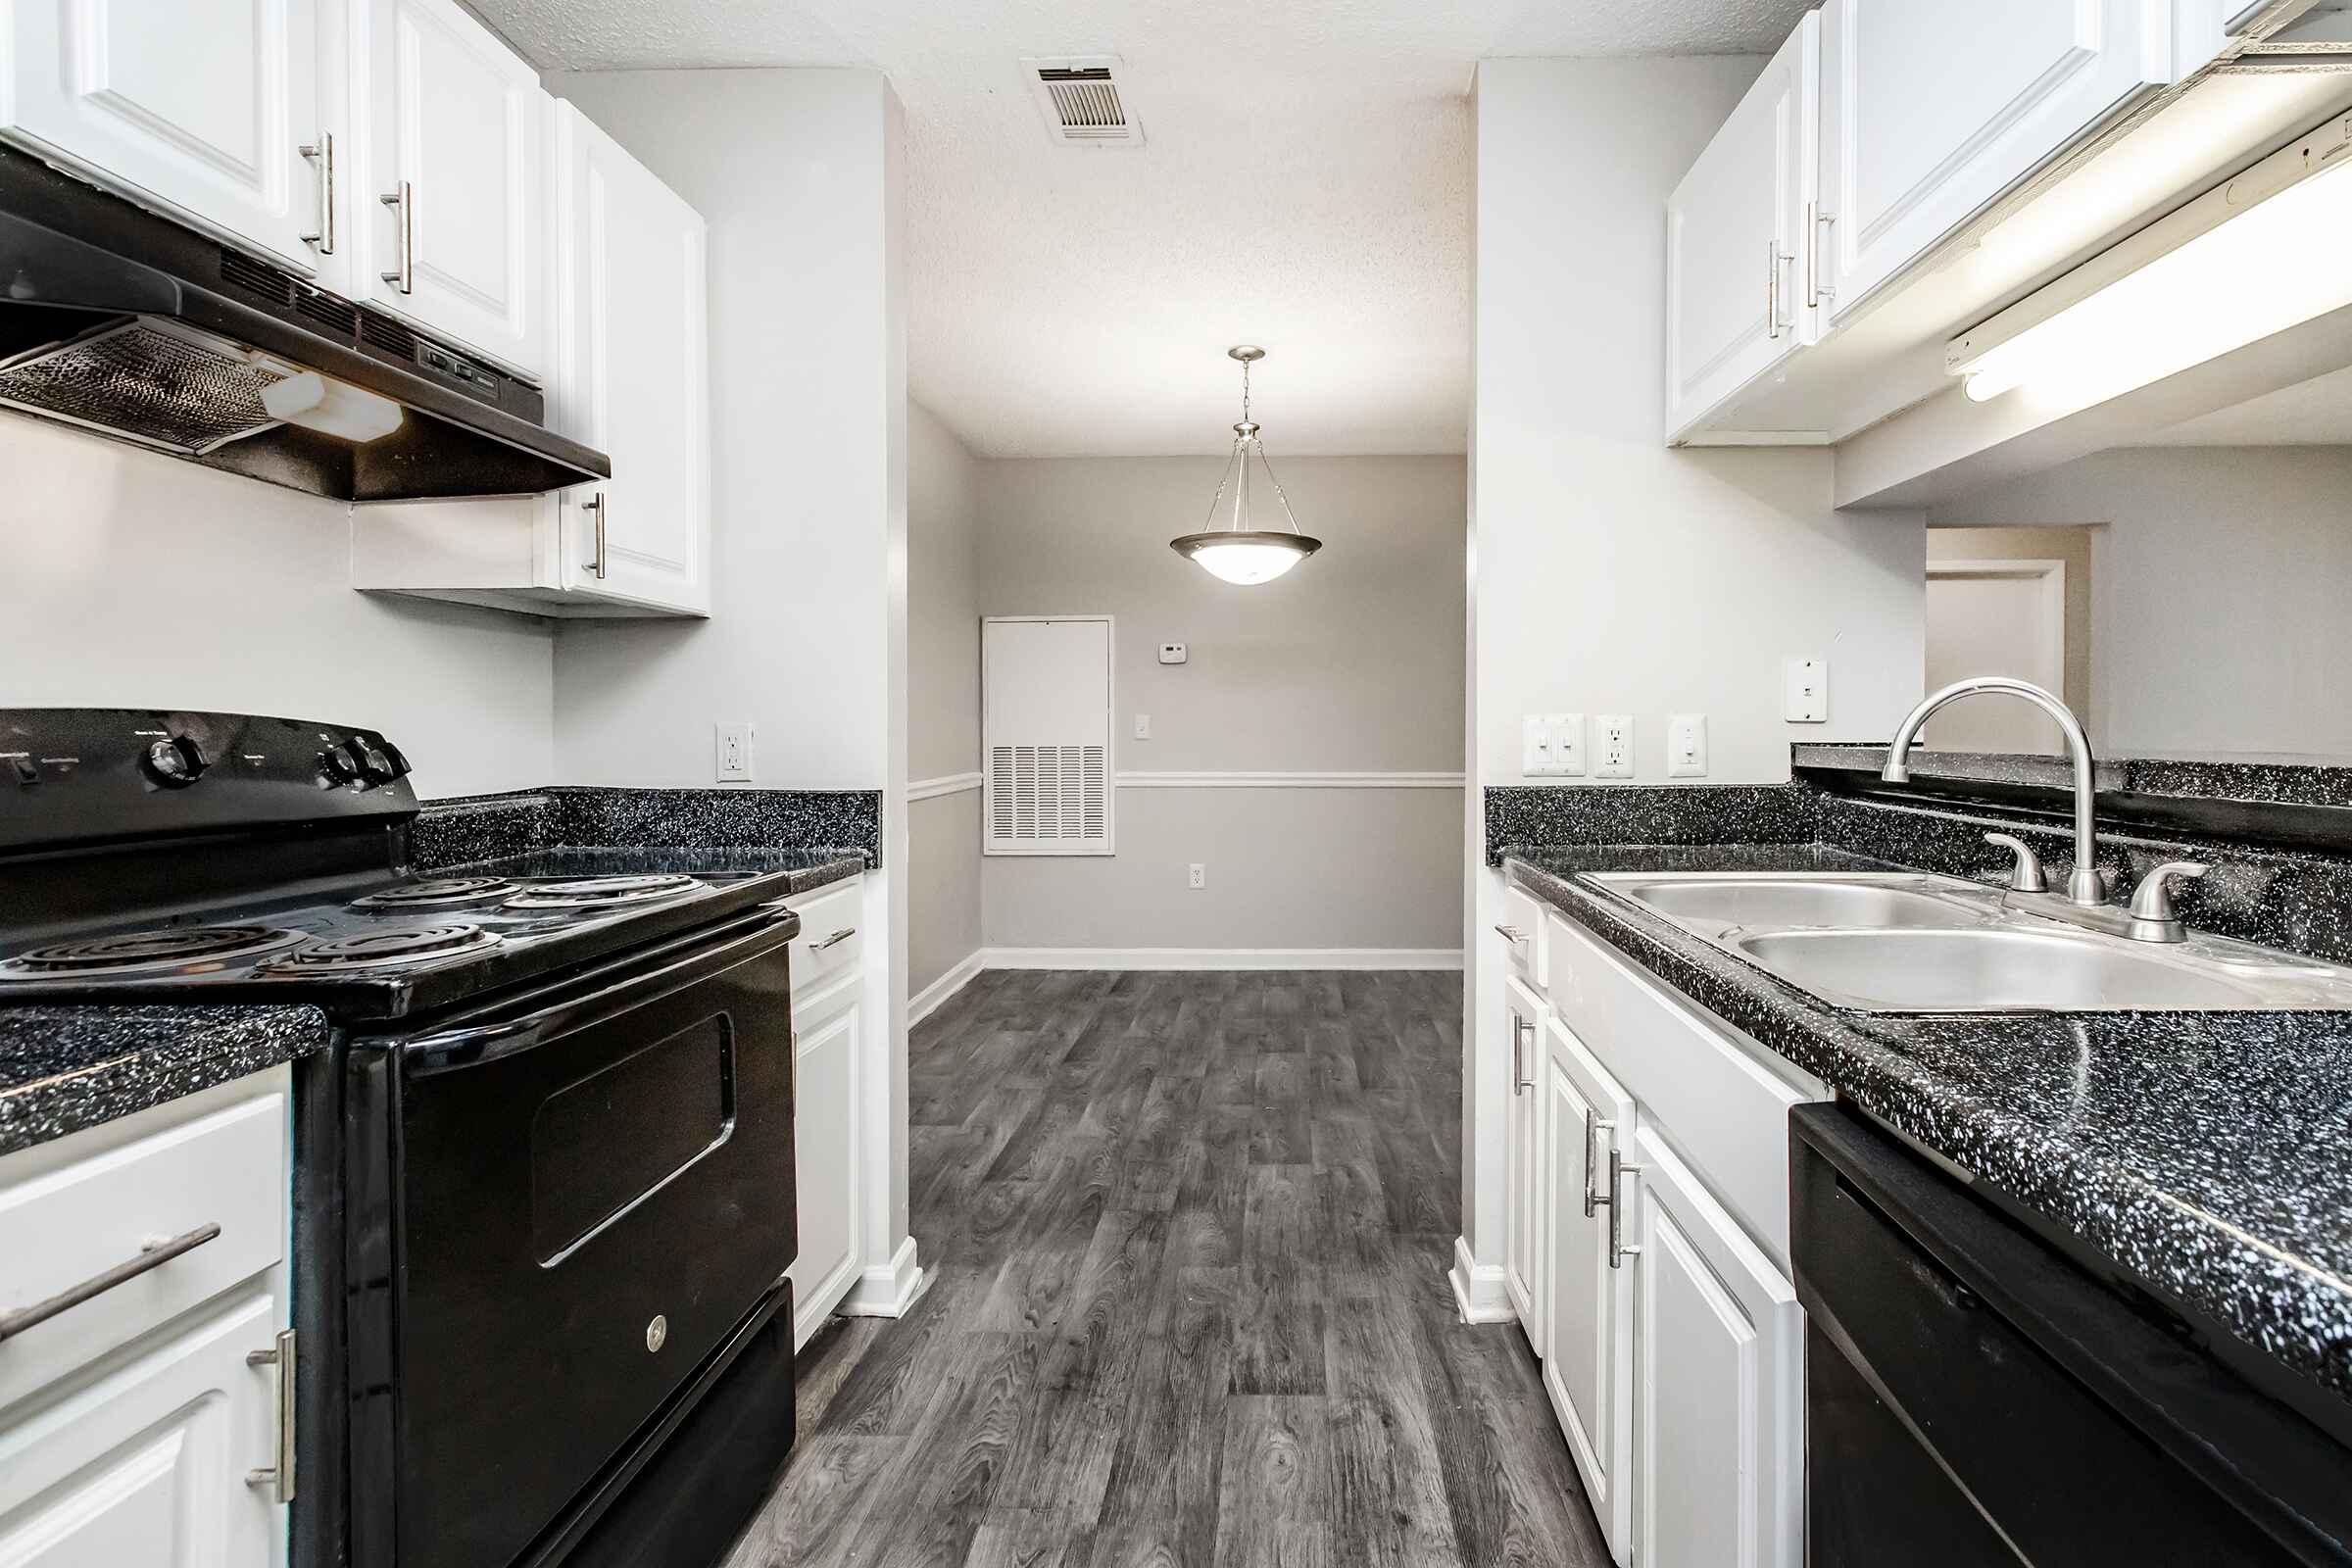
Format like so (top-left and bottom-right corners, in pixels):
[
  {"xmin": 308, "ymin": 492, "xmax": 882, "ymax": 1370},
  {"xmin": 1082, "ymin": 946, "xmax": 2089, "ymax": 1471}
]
[
  {"xmin": 1134, "ymin": 713, "xmax": 1152, "ymax": 740},
  {"xmin": 1786, "ymin": 657, "xmax": 1829, "ymax": 722},
  {"xmin": 1595, "ymin": 714, "xmax": 1635, "ymax": 778},
  {"xmin": 1522, "ymin": 713, "xmax": 1559, "ymax": 776},
  {"xmin": 715, "ymin": 722, "xmax": 755, "ymax": 783},
  {"xmin": 1667, "ymin": 712, "xmax": 1707, "ymax": 777},
  {"xmin": 1158, "ymin": 643, "xmax": 1188, "ymax": 664},
  {"xmin": 1548, "ymin": 712, "xmax": 1587, "ymax": 776}
]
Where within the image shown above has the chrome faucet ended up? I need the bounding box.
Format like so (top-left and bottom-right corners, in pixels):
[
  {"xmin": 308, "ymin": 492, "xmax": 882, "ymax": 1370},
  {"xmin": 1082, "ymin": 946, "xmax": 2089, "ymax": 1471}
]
[
  {"xmin": 1882, "ymin": 677, "xmax": 2107, "ymax": 906},
  {"xmin": 1880, "ymin": 676, "xmax": 2207, "ymax": 943}
]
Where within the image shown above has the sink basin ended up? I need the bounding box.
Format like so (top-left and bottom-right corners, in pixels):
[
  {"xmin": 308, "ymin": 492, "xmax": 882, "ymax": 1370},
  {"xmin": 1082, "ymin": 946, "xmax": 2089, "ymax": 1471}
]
[
  {"xmin": 1730, "ymin": 927, "xmax": 2271, "ymax": 1012},
  {"xmin": 1605, "ymin": 876, "xmax": 1982, "ymax": 931}
]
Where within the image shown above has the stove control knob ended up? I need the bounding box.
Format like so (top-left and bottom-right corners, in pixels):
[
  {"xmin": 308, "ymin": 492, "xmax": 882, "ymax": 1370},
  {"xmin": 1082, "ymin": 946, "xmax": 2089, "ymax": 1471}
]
[
  {"xmin": 317, "ymin": 746, "xmax": 363, "ymax": 789},
  {"xmin": 142, "ymin": 735, "xmax": 207, "ymax": 788},
  {"xmin": 342, "ymin": 737, "xmax": 400, "ymax": 788},
  {"xmin": 376, "ymin": 740, "xmax": 413, "ymax": 780}
]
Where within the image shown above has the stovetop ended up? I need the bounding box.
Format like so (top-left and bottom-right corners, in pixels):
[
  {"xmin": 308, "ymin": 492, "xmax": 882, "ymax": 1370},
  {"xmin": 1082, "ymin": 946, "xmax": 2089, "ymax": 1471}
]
[{"xmin": 0, "ymin": 862, "xmax": 799, "ymax": 1021}]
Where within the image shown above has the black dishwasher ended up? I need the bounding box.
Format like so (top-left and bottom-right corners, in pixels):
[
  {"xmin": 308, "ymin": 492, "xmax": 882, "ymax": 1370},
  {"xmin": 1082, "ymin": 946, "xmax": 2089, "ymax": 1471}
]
[{"xmin": 1791, "ymin": 1103, "xmax": 2352, "ymax": 1568}]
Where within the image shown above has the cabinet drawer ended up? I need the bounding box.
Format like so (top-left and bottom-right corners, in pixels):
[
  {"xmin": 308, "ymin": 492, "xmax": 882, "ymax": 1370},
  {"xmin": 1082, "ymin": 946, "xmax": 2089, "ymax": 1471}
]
[
  {"xmin": 786, "ymin": 880, "xmax": 862, "ymax": 998},
  {"xmin": 0, "ymin": 1082, "xmax": 286, "ymax": 1409},
  {"xmin": 1546, "ymin": 912, "xmax": 1824, "ymax": 1271},
  {"xmin": 1498, "ymin": 886, "xmax": 1543, "ymax": 983}
]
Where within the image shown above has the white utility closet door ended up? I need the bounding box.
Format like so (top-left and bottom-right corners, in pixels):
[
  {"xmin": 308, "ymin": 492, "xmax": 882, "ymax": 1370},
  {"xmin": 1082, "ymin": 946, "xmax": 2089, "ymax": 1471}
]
[
  {"xmin": 1925, "ymin": 560, "xmax": 2069, "ymax": 754},
  {"xmin": 983, "ymin": 616, "xmax": 1114, "ymax": 857}
]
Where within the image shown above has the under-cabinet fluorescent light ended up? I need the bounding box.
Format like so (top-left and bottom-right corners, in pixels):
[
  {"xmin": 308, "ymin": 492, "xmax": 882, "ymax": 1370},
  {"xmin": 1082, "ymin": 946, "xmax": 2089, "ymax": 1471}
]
[
  {"xmin": 262, "ymin": 370, "xmax": 404, "ymax": 443},
  {"xmin": 1949, "ymin": 115, "xmax": 2352, "ymax": 407}
]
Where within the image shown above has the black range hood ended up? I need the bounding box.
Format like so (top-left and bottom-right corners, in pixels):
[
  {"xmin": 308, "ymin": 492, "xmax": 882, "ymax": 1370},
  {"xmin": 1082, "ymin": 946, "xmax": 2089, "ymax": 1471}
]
[{"xmin": 0, "ymin": 144, "xmax": 610, "ymax": 502}]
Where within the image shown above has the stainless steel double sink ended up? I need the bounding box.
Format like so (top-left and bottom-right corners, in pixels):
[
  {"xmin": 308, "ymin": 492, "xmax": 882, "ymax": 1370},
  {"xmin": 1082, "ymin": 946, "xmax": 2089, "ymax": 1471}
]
[{"xmin": 1589, "ymin": 871, "xmax": 2352, "ymax": 1013}]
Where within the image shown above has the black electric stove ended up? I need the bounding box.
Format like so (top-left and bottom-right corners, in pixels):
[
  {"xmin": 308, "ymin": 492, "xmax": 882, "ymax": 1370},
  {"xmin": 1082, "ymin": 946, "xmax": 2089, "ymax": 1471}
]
[{"xmin": 0, "ymin": 710, "xmax": 804, "ymax": 1568}]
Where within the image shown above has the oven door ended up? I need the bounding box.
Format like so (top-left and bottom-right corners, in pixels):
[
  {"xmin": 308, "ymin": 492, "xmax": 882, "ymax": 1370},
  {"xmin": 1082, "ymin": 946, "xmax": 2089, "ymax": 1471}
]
[{"xmin": 347, "ymin": 913, "xmax": 796, "ymax": 1568}]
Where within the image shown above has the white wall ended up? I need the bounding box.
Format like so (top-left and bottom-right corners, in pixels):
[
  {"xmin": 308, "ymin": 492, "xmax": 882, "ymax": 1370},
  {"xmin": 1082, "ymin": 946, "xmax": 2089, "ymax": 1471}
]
[
  {"xmin": 975, "ymin": 454, "xmax": 1468, "ymax": 956},
  {"xmin": 908, "ymin": 400, "xmax": 983, "ymax": 997},
  {"xmin": 1459, "ymin": 59, "xmax": 1928, "ymax": 1311},
  {"xmin": 0, "ymin": 416, "xmax": 554, "ymax": 798},
  {"xmin": 1928, "ymin": 446, "xmax": 2352, "ymax": 759},
  {"xmin": 542, "ymin": 68, "xmax": 918, "ymax": 1310}
]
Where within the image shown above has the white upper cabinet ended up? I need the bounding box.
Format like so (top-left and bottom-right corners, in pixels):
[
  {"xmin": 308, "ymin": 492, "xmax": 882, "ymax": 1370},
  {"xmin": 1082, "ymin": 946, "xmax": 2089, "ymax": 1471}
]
[
  {"xmin": 352, "ymin": 0, "xmax": 546, "ymax": 378},
  {"xmin": 0, "ymin": 0, "xmax": 332, "ymax": 274},
  {"xmin": 1817, "ymin": 0, "xmax": 2173, "ymax": 323},
  {"xmin": 1664, "ymin": 13, "xmax": 1820, "ymax": 441},
  {"xmin": 546, "ymin": 100, "xmax": 709, "ymax": 613}
]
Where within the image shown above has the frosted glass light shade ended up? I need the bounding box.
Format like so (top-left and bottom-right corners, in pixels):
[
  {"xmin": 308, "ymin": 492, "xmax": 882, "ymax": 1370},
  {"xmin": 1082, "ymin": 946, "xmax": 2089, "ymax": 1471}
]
[{"xmin": 1169, "ymin": 530, "xmax": 1321, "ymax": 585}]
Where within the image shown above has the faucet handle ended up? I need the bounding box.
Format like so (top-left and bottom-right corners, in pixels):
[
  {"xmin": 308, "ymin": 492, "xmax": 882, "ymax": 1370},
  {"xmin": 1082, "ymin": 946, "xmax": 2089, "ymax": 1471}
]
[
  {"xmin": 1983, "ymin": 832, "xmax": 2048, "ymax": 894},
  {"xmin": 2128, "ymin": 860, "xmax": 2209, "ymax": 922}
]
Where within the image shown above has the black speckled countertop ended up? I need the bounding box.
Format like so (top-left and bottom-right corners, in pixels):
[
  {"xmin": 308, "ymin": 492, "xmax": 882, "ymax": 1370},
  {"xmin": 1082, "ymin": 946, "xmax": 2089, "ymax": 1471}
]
[
  {"xmin": 1501, "ymin": 841, "xmax": 2352, "ymax": 1410},
  {"xmin": 0, "ymin": 1004, "xmax": 331, "ymax": 1158},
  {"xmin": 454, "ymin": 846, "xmax": 867, "ymax": 898}
]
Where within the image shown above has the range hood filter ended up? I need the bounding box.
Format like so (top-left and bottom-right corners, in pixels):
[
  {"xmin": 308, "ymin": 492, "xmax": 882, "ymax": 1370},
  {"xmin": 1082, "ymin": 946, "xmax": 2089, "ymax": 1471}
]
[{"xmin": 0, "ymin": 317, "xmax": 290, "ymax": 456}]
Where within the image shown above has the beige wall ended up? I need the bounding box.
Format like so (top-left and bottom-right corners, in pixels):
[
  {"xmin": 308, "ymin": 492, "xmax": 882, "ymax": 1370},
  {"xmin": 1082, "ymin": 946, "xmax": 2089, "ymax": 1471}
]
[
  {"xmin": 908, "ymin": 401, "xmax": 984, "ymax": 993},
  {"xmin": 974, "ymin": 454, "xmax": 1468, "ymax": 954},
  {"xmin": 1927, "ymin": 447, "xmax": 2352, "ymax": 759},
  {"xmin": 1925, "ymin": 524, "xmax": 2096, "ymax": 718},
  {"xmin": 0, "ymin": 416, "xmax": 556, "ymax": 799}
]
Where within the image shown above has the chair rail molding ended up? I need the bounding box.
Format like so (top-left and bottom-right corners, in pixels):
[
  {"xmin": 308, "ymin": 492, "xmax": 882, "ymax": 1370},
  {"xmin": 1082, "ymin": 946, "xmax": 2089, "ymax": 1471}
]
[{"xmin": 1115, "ymin": 770, "xmax": 1467, "ymax": 789}]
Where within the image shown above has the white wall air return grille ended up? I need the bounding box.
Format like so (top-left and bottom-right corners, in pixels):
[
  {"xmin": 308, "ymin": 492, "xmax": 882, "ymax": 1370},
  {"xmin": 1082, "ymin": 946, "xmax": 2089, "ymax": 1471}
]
[
  {"xmin": 1022, "ymin": 57, "xmax": 1143, "ymax": 146},
  {"xmin": 983, "ymin": 616, "xmax": 1115, "ymax": 856}
]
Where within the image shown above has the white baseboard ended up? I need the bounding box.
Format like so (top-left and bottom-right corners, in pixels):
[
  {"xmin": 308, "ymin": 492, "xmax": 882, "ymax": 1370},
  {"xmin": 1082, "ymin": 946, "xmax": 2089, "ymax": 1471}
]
[
  {"xmin": 908, "ymin": 949, "xmax": 986, "ymax": 1025},
  {"xmin": 839, "ymin": 1235, "xmax": 927, "ymax": 1318},
  {"xmin": 1449, "ymin": 1235, "xmax": 1516, "ymax": 1325},
  {"xmin": 980, "ymin": 947, "xmax": 1463, "ymax": 972}
]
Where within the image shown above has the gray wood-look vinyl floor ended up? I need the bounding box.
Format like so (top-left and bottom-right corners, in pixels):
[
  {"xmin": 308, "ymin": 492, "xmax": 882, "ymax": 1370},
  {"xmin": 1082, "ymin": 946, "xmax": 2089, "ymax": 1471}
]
[{"xmin": 722, "ymin": 968, "xmax": 1609, "ymax": 1568}]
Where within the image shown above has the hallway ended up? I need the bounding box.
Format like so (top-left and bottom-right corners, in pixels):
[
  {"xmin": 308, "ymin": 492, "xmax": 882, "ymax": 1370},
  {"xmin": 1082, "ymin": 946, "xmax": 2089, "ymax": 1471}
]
[{"xmin": 723, "ymin": 968, "xmax": 1607, "ymax": 1567}]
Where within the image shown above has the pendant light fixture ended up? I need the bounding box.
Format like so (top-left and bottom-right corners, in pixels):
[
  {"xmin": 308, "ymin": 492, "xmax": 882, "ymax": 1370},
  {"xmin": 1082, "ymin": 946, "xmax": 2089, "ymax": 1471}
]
[{"xmin": 1169, "ymin": 345, "xmax": 1323, "ymax": 585}]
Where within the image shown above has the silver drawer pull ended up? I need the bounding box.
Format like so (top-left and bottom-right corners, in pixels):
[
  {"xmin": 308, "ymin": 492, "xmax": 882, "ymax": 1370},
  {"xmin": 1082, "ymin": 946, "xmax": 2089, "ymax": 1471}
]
[
  {"xmin": 0, "ymin": 1222, "xmax": 221, "ymax": 1343},
  {"xmin": 1583, "ymin": 1107, "xmax": 1617, "ymax": 1218},
  {"xmin": 246, "ymin": 1328, "xmax": 297, "ymax": 1504},
  {"xmin": 810, "ymin": 927, "xmax": 856, "ymax": 952},
  {"xmin": 1608, "ymin": 1149, "xmax": 1643, "ymax": 1270},
  {"xmin": 1493, "ymin": 923, "xmax": 1525, "ymax": 945}
]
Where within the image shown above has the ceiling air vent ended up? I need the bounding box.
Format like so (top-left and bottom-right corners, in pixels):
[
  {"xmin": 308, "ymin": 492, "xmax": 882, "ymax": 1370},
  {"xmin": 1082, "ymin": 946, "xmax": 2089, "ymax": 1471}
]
[{"xmin": 1023, "ymin": 56, "xmax": 1142, "ymax": 147}]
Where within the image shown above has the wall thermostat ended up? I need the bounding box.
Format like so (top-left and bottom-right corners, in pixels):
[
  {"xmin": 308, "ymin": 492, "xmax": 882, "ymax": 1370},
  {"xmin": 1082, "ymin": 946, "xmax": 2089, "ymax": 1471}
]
[{"xmin": 1157, "ymin": 643, "xmax": 1188, "ymax": 664}]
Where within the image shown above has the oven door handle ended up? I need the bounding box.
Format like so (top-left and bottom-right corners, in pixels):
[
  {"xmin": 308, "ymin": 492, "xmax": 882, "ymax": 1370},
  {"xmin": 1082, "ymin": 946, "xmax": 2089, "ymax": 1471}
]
[{"xmin": 397, "ymin": 915, "xmax": 796, "ymax": 1074}]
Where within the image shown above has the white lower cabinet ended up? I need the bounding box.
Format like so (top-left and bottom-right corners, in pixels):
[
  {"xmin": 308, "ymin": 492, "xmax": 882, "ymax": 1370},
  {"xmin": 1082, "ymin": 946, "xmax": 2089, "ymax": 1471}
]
[
  {"xmin": 1501, "ymin": 974, "xmax": 1546, "ymax": 1353},
  {"xmin": 1542, "ymin": 1014, "xmax": 1637, "ymax": 1561},
  {"xmin": 0, "ymin": 1070, "xmax": 293, "ymax": 1568},
  {"xmin": 782, "ymin": 875, "xmax": 867, "ymax": 1349},
  {"xmin": 1628, "ymin": 1125, "xmax": 1803, "ymax": 1568},
  {"xmin": 1514, "ymin": 904, "xmax": 1824, "ymax": 1568}
]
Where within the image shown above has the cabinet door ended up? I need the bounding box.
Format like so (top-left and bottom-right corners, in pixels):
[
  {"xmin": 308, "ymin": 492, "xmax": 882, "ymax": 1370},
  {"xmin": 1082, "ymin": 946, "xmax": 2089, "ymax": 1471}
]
[
  {"xmin": 1542, "ymin": 1015, "xmax": 1638, "ymax": 1562},
  {"xmin": 786, "ymin": 993, "xmax": 860, "ymax": 1348},
  {"xmin": 355, "ymin": 0, "xmax": 545, "ymax": 376},
  {"xmin": 0, "ymin": 1293, "xmax": 287, "ymax": 1568},
  {"xmin": 0, "ymin": 0, "xmax": 328, "ymax": 272},
  {"xmin": 1664, "ymin": 13, "xmax": 1818, "ymax": 441},
  {"xmin": 1502, "ymin": 974, "xmax": 1546, "ymax": 1353},
  {"xmin": 547, "ymin": 101, "xmax": 710, "ymax": 614},
  {"xmin": 1630, "ymin": 1126, "xmax": 1802, "ymax": 1568},
  {"xmin": 1819, "ymin": 0, "xmax": 2170, "ymax": 322}
]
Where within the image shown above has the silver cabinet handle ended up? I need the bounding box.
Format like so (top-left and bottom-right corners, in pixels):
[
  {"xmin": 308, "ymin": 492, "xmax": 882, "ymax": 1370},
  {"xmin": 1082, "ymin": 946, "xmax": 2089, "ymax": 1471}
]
[
  {"xmin": 380, "ymin": 180, "xmax": 414, "ymax": 294},
  {"xmin": 1583, "ymin": 1106, "xmax": 1617, "ymax": 1218},
  {"xmin": 810, "ymin": 927, "xmax": 856, "ymax": 952},
  {"xmin": 0, "ymin": 1222, "xmax": 220, "ymax": 1342},
  {"xmin": 1607, "ymin": 1149, "xmax": 1643, "ymax": 1270},
  {"xmin": 246, "ymin": 1328, "xmax": 297, "ymax": 1504},
  {"xmin": 1493, "ymin": 923, "xmax": 1525, "ymax": 945},
  {"xmin": 583, "ymin": 493, "xmax": 609, "ymax": 580},
  {"xmin": 1807, "ymin": 201, "xmax": 1836, "ymax": 309},
  {"xmin": 300, "ymin": 132, "xmax": 335, "ymax": 254},
  {"xmin": 1766, "ymin": 236, "xmax": 1781, "ymax": 340},
  {"xmin": 1511, "ymin": 1015, "xmax": 1535, "ymax": 1095}
]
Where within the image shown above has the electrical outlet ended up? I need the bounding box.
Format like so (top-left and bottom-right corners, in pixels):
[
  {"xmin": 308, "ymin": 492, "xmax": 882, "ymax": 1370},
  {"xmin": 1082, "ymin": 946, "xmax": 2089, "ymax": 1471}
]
[
  {"xmin": 1595, "ymin": 714, "xmax": 1635, "ymax": 779},
  {"xmin": 1187, "ymin": 862, "xmax": 1206, "ymax": 889},
  {"xmin": 1134, "ymin": 712, "xmax": 1152, "ymax": 740},
  {"xmin": 1668, "ymin": 712, "xmax": 1708, "ymax": 777},
  {"xmin": 1158, "ymin": 643, "xmax": 1189, "ymax": 664},
  {"xmin": 1786, "ymin": 657, "xmax": 1829, "ymax": 722},
  {"xmin": 1549, "ymin": 713, "xmax": 1587, "ymax": 776},
  {"xmin": 1521, "ymin": 713, "xmax": 1559, "ymax": 776},
  {"xmin": 714, "ymin": 722, "xmax": 755, "ymax": 783}
]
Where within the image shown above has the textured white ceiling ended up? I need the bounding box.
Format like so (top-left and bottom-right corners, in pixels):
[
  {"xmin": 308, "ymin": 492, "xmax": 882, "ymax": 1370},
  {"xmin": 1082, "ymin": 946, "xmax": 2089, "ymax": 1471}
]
[{"xmin": 472, "ymin": 0, "xmax": 1804, "ymax": 456}]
